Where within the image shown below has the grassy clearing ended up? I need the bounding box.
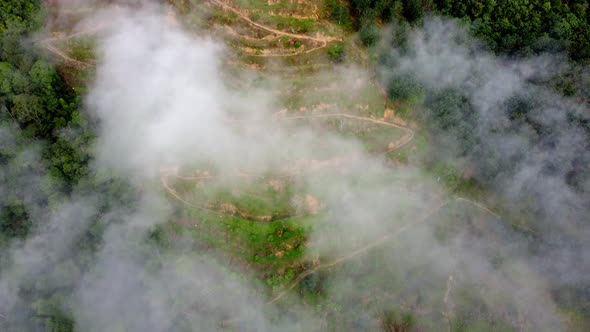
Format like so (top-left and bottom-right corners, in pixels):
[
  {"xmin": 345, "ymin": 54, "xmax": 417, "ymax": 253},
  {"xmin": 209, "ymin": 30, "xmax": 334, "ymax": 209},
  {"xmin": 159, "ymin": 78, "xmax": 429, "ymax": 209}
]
[
  {"xmin": 260, "ymin": 15, "xmax": 319, "ymax": 34},
  {"xmin": 169, "ymin": 173, "xmax": 315, "ymax": 276},
  {"xmin": 50, "ymin": 37, "xmax": 96, "ymax": 92},
  {"xmin": 174, "ymin": 176, "xmax": 295, "ymax": 216},
  {"xmin": 275, "ymin": 73, "xmax": 384, "ymax": 115},
  {"xmin": 61, "ymin": 37, "xmax": 95, "ymax": 63},
  {"xmin": 181, "ymin": 204, "xmax": 316, "ymax": 282},
  {"xmin": 165, "ymin": 112, "xmax": 410, "ymax": 284},
  {"xmin": 232, "ymin": 0, "xmax": 319, "ymax": 20}
]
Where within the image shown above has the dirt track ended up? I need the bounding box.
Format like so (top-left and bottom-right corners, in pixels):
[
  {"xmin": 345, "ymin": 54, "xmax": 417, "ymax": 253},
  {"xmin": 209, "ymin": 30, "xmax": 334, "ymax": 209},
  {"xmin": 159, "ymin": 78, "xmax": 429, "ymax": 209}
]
[
  {"xmin": 39, "ymin": 24, "xmax": 105, "ymax": 68},
  {"xmin": 160, "ymin": 112, "xmax": 415, "ymax": 214},
  {"xmin": 210, "ymin": 0, "xmax": 340, "ymax": 57},
  {"xmin": 268, "ymin": 199, "xmax": 449, "ymax": 304},
  {"xmin": 43, "ymin": 2, "xmax": 500, "ymax": 308},
  {"xmin": 41, "ymin": 0, "xmax": 340, "ymax": 63},
  {"xmin": 159, "ymin": 111, "xmax": 500, "ymax": 305},
  {"xmin": 209, "ymin": 0, "xmax": 340, "ymax": 43},
  {"xmin": 267, "ymin": 196, "xmax": 499, "ymax": 304},
  {"xmin": 280, "ymin": 112, "xmax": 415, "ymax": 151},
  {"xmin": 41, "ymin": 39, "xmax": 93, "ymax": 68}
]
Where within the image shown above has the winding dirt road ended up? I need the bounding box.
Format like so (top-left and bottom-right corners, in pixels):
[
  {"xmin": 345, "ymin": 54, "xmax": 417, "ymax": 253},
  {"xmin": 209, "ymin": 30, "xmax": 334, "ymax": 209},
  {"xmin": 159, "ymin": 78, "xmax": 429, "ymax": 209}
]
[
  {"xmin": 267, "ymin": 196, "xmax": 498, "ymax": 304},
  {"xmin": 209, "ymin": 0, "xmax": 340, "ymax": 43},
  {"xmin": 39, "ymin": 24, "xmax": 105, "ymax": 68},
  {"xmin": 160, "ymin": 112, "xmax": 415, "ymax": 215},
  {"xmin": 268, "ymin": 199, "xmax": 448, "ymax": 304},
  {"xmin": 159, "ymin": 111, "xmax": 500, "ymax": 306},
  {"xmin": 40, "ymin": 37, "xmax": 93, "ymax": 68},
  {"xmin": 42, "ymin": 2, "xmax": 500, "ymax": 309},
  {"xmin": 210, "ymin": 0, "xmax": 340, "ymax": 57},
  {"xmin": 280, "ymin": 112, "xmax": 415, "ymax": 151}
]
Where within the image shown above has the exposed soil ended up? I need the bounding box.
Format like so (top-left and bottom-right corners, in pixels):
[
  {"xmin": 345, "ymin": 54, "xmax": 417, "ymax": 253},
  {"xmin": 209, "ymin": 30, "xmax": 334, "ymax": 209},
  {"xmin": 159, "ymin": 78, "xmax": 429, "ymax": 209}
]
[{"xmin": 209, "ymin": 0, "xmax": 339, "ymax": 57}]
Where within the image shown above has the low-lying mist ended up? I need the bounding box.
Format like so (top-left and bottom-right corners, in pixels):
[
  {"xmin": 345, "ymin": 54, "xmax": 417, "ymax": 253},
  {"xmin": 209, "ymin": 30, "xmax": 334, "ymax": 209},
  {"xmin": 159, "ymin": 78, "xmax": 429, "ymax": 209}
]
[
  {"xmin": 0, "ymin": 2, "xmax": 588, "ymax": 331},
  {"xmin": 382, "ymin": 16, "xmax": 590, "ymax": 287}
]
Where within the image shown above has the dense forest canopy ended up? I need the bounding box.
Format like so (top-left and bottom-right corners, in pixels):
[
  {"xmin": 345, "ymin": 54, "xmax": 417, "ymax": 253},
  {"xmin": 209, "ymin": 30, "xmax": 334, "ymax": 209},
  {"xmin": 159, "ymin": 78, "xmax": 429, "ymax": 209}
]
[
  {"xmin": 332, "ymin": 0, "xmax": 590, "ymax": 196},
  {"xmin": 1, "ymin": 1, "xmax": 134, "ymax": 330},
  {"xmin": 1, "ymin": 0, "xmax": 90, "ymax": 186},
  {"xmin": 334, "ymin": 0, "xmax": 590, "ymax": 62},
  {"xmin": 436, "ymin": 0, "xmax": 590, "ymax": 60}
]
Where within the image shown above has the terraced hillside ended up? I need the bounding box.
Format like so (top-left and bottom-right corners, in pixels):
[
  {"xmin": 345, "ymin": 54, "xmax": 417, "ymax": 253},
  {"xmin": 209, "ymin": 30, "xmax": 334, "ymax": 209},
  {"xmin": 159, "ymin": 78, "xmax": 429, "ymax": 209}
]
[
  {"xmin": 156, "ymin": 3, "xmax": 519, "ymax": 330},
  {"xmin": 35, "ymin": 1, "xmax": 589, "ymax": 331},
  {"xmin": 157, "ymin": 0, "xmax": 415, "ymax": 265}
]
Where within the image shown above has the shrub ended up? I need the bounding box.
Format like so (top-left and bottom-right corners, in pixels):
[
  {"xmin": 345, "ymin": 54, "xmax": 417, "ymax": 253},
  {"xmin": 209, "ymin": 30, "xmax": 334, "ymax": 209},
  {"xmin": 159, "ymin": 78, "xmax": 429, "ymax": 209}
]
[
  {"xmin": 359, "ymin": 22, "xmax": 380, "ymax": 46},
  {"xmin": 324, "ymin": 0, "xmax": 352, "ymax": 29},
  {"xmin": 327, "ymin": 43, "xmax": 345, "ymax": 62},
  {"xmin": 387, "ymin": 73, "xmax": 424, "ymax": 100}
]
